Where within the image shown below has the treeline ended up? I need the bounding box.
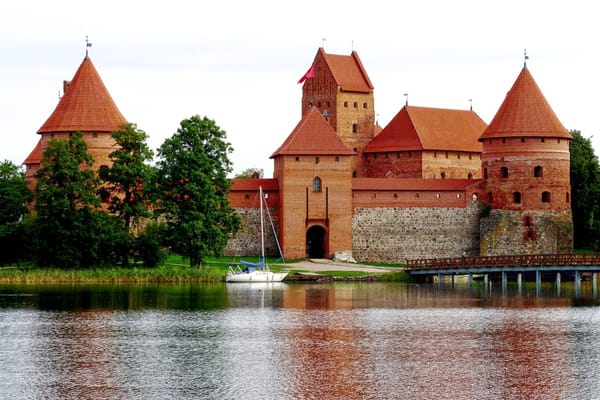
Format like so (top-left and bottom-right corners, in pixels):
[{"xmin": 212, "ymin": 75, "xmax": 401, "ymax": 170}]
[{"xmin": 0, "ymin": 116, "xmax": 240, "ymax": 269}]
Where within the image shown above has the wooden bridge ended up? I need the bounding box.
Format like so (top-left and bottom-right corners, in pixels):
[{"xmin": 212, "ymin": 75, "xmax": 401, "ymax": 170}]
[{"xmin": 405, "ymin": 254, "xmax": 600, "ymax": 295}]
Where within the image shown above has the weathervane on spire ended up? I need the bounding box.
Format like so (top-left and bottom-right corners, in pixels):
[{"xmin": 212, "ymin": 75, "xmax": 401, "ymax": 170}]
[
  {"xmin": 469, "ymin": 98, "xmax": 473, "ymax": 111},
  {"xmin": 524, "ymin": 48, "xmax": 529, "ymax": 68},
  {"xmin": 321, "ymin": 37, "xmax": 327, "ymax": 49},
  {"xmin": 86, "ymin": 36, "xmax": 92, "ymax": 58},
  {"xmin": 404, "ymin": 93, "xmax": 408, "ymax": 106}
]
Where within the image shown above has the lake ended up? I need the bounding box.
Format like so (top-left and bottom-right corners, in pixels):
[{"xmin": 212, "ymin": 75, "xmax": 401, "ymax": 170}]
[{"xmin": 1, "ymin": 281, "xmax": 599, "ymax": 399}]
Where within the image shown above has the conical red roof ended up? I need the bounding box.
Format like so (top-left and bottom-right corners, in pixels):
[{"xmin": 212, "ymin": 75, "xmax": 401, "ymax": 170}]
[
  {"xmin": 37, "ymin": 57, "xmax": 127, "ymax": 134},
  {"xmin": 479, "ymin": 66, "xmax": 570, "ymax": 141},
  {"xmin": 271, "ymin": 107, "xmax": 355, "ymax": 157}
]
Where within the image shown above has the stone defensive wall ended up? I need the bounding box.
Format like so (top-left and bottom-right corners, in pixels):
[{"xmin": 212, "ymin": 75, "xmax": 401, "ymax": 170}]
[
  {"xmin": 480, "ymin": 209, "xmax": 573, "ymax": 256},
  {"xmin": 351, "ymin": 201, "xmax": 483, "ymax": 264}
]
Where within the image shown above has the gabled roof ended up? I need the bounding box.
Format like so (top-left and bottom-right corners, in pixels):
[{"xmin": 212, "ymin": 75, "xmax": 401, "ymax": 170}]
[
  {"xmin": 270, "ymin": 107, "xmax": 355, "ymax": 157},
  {"xmin": 353, "ymin": 177, "xmax": 476, "ymax": 191},
  {"xmin": 38, "ymin": 56, "xmax": 127, "ymax": 134},
  {"xmin": 318, "ymin": 48, "xmax": 373, "ymax": 93},
  {"xmin": 23, "ymin": 138, "xmax": 42, "ymax": 165},
  {"xmin": 479, "ymin": 66, "xmax": 571, "ymax": 141},
  {"xmin": 364, "ymin": 106, "xmax": 486, "ymax": 153}
]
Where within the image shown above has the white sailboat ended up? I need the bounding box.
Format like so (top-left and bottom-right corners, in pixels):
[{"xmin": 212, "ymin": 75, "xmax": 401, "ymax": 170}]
[{"xmin": 226, "ymin": 186, "xmax": 288, "ymax": 282}]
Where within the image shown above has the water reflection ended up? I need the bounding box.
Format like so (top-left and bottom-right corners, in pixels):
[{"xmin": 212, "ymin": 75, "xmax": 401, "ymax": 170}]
[{"xmin": 1, "ymin": 282, "xmax": 599, "ymax": 399}]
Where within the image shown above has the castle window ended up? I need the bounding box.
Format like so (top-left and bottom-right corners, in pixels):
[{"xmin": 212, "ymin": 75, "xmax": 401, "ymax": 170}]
[
  {"xmin": 487, "ymin": 192, "xmax": 493, "ymax": 203},
  {"xmin": 363, "ymin": 102, "xmax": 368, "ymax": 109},
  {"xmin": 436, "ymin": 192, "xmax": 440, "ymax": 199},
  {"xmin": 457, "ymin": 152, "xmax": 461, "ymax": 159},
  {"xmin": 393, "ymin": 193, "xmax": 398, "ymax": 199},
  {"xmin": 445, "ymin": 151, "xmax": 448, "ymax": 159},
  {"xmin": 344, "ymin": 101, "xmax": 348, "ymax": 107},
  {"xmin": 523, "ymin": 215, "xmax": 533, "ymax": 227},
  {"xmin": 309, "ymin": 102, "xmax": 313, "ymax": 108},
  {"xmin": 541, "ymin": 138, "xmax": 545, "ymax": 143},
  {"xmin": 502, "ymin": 138, "xmax": 506, "ymax": 143},
  {"xmin": 440, "ymin": 172, "xmax": 446, "ymax": 179},
  {"xmin": 484, "ymin": 168, "xmax": 488, "ymax": 179},
  {"xmin": 315, "ymin": 156, "xmax": 320, "ymax": 164},
  {"xmin": 353, "ymin": 171, "xmax": 357, "ymax": 178},
  {"xmin": 415, "ymin": 193, "xmax": 420, "ymax": 200},
  {"xmin": 92, "ymin": 132, "xmax": 98, "ymax": 138},
  {"xmin": 513, "ymin": 192, "xmax": 521, "ymax": 204},
  {"xmin": 373, "ymin": 153, "xmax": 377, "ymax": 160},
  {"xmin": 296, "ymin": 156, "xmax": 300, "ymax": 162},
  {"xmin": 501, "ymin": 166, "xmax": 509, "ymax": 178},
  {"xmin": 384, "ymin": 152, "xmax": 389, "ymax": 159},
  {"xmin": 566, "ymin": 192, "xmax": 570, "ymax": 203},
  {"xmin": 352, "ymin": 123, "xmax": 358, "ymax": 133},
  {"xmin": 469, "ymin": 154, "xmax": 472, "ymax": 160},
  {"xmin": 313, "ymin": 177, "xmax": 322, "ymax": 193},
  {"xmin": 335, "ymin": 156, "xmax": 340, "ymax": 162},
  {"xmin": 434, "ymin": 151, "xmax": 437, "ymax": 158},
  {"xmin": 534, "ymin": 166, "xmax": 543, "ymax": 177},
  {"xmin": 409, "ymin": 151, "xmax": 412, "ymax": 158},
  {"xmin": 521, "ymin": 137, "xmax": 525, "ymax": 143},
  {"xmin": 468, "ymin": 173, "xmax": 473, "ymax": 179},
  {"xmin": 353, "ymin": 102, "xmax": 358, "ymax": 108},
  {"xmin": 327, "ymin": 101, "xmax": 331, "ymax": 107},
  {"xmin": 317, "ymin": 102, "xmax": 322, "ymax": 108},
  {"xmin": 245, "ymin": 193, "xmax": 250, "ymax": 200},
  {"xmin": 371, "ymin": 193, "xmax": 376, "ymax": 199},
  {"xmin": 542, "ymin": 191, "xmax": 551, "ymax": 203}
]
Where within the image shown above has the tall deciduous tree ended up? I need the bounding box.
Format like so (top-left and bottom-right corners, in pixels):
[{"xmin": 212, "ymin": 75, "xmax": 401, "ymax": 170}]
[
  {"xmin": 569, "ymin": 130, "xmax": 600, "ymax": 249},
  {"xmin": 0, "ymin": 160, "xmax": 32, "ymax": 225},
  {"xmin": 156, "ymin": 115, "xmax": 240, "ymax": 267},
  {"xmin": 99, "ymin": 123, "xmax": 155, "ymax": 266},
  {"xmin": 0, "ymin": 160, "xmax": 33, "ymax": 266},
  {"xmin": 34, "ymin": 132, "xmax": 120, "ymax": 268}
]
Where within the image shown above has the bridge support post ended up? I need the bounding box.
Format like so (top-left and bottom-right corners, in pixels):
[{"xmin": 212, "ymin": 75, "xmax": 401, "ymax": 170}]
[
  {"xmin": 501, "ymin": 271, "xmax": 507, "ymax": 293},
  {"xmin": 517, "ymin": 273, "xmax": 522, "ymax": 294},
  {"xmin": 451, "ymin": 274, "xmax": 455, "ymax": 287},
  {"xmin": 468, "ymin": 273, "xmax": 473, "ymax": 289},
  {"xmin": 437, "ymin": 273, "xmax": 443, "ymax": 288},
  {"xmin": 556, "ymin": 273, "xmax": 561, "ymax": 296},
  {"xmin": 484, "ymin": 274, "xmax": 489, "ymax": 290},
  {"xmin": 536, "ymin": 270, "xmax": 541, "ymax": 296},
  {"xmin": 575, "ymin": 271, "xmax": 581, "ymax": 296},
  {"xmin": 593, "ymin": 273, "xmax": 598, "ymax": 296}
]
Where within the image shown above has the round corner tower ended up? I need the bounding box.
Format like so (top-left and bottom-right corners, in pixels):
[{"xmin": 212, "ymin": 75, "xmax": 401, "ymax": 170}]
[{"xmin": 478, "ymin": 63, "xmax": 573, "ymax": 255}]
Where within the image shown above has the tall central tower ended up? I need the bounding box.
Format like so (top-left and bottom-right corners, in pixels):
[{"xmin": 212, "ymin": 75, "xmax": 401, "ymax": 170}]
[{"xmin": 299, "ymin": 48, "xmax": 374, "ymax": 176}]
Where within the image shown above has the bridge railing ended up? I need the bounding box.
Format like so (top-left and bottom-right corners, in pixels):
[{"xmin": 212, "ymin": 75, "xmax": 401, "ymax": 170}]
[{"xmin": 405, "ymin": 254, "xmax": 600, "ymax": 271}]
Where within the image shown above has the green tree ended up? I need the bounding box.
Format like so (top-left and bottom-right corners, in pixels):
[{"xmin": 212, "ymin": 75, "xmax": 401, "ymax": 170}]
[
  {"xmin": 0, "ymin": 160, "xmax": 33, "ymax": 225},
  {"xmin": 0, "ymin": 161, "xmax": 34, "ymax": 266},
  {"xmin": 234, "ymin": 167, "xmax": 264, "ymax": 179},
  {"xmin": 569, "ymin": 130, "xmax": 600, "ymax": 249},
  {"xmin": 33, "ymin": 132, "xmax": 117, "ymax": 268},
  {"xmin": 99, "ymin": 123, "xmax": 155, "ymax": 266},
  {"xmin": 156, "ymin": 115, "xmax": 240, "ymax": 267}
]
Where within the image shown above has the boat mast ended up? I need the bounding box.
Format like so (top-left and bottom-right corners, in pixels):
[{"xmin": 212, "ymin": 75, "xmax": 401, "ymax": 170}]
[{"xmin": 260, "ymin": 186, "xmax": 265, "ymax": 261}]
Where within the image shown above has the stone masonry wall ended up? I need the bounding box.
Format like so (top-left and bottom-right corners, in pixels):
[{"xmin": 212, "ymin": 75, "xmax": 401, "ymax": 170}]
[
  {"xmin": 352, "ymin": 201, "xmax": 483, "ymax": 263},
  {"xmin": 480, "ymin": 209, "xmax": 573, "ymax": 256},
  {"xmin": 224, "ymin": 208, "xmax": 280, "ymax": 259}
]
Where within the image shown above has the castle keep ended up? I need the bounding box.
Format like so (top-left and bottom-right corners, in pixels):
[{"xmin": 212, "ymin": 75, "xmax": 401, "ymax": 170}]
[
  {"xmin": 227, "ymin": 48, "xmax": 573, "ymax": 262},
  {"xmin": 24, "ymin": 49, "xmax": 573, "ymax": 263}
]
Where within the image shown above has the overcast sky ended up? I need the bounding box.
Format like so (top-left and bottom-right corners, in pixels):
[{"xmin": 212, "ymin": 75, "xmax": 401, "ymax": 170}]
[{"xmin": 1, "ymin": 0, "xmax": 599, "ymax": 177}]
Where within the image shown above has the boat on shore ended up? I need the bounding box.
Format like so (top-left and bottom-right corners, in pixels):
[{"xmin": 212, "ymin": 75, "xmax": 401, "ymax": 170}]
[{"xmin": 226, "ymin": 187, "xmax": 288, "ymax": 283}]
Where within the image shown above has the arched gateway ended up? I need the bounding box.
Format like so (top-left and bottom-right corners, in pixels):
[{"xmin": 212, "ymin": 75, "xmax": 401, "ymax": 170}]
[{"xmin": 306, "ymin": 225, "xmax": 327, "ymax": 258}]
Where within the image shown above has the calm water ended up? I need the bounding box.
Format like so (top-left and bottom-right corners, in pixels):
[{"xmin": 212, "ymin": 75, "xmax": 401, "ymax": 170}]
[{"xmin": 1, "ymin": 281, "xmax": 599, "ymax": 400}]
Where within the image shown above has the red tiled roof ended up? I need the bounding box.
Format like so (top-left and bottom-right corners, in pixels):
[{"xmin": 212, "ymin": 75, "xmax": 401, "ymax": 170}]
[
  {"xmin": 230, "ymin": 178, "xmax": 279, "ymax": 191},
  {"xmin": 479, "ymin": 66, "xmax": 571, "ymax": 141},
  {"xmin": 321, "ymin": 48, "xmax": 373, "ymax": 93},
  {"xmin": 364, "ymin": 106, "xmax": 485, "ymax": 153},
  {"xmin": 23, "ymin": 138, "xmax": 42, "ymax": 165},
  {"xmin": 38, "ymin": 57, "xmax": 127, "ymax": 134},
  {"xmin": 270, "ymin": 107, "xmax": 355, "ymax": 157},
  {"xmin": 353, "ymin": 177, "xmax": 477, "ymax": 191}
]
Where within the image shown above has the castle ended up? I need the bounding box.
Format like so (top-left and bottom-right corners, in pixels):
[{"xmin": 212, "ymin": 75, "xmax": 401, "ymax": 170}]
[{"xmin": 24, "ymin": 48, "xmax": 574, "ymax": 263}]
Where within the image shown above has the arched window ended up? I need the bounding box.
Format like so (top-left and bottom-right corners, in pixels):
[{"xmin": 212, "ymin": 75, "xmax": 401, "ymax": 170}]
[
  {"xmin": 352, "ymin": 123, "xmax": 358, "ymax": 133},
  {"xmin": 483, "ymin": 168, "xmax": 488, "ymax": 179},
  {"xmin": 467, "ymin": 173, "xmax": 473, "ymax": 179},
  {"xmin": 566, "ymin": 192, "xmax": 570, "ymax": 203},
  {"xmin": 313, "ymin": 177, "xmax": 322, "ymax": 192},
  {"xmin": 513, "ymin": 192, "xmax": 521, "ymax": 204},
  {"xmin": 542, "ymin": 191, "xmax": 551, "ymax": 203},
  {"xmin": 501, "ymin": 166, "xmax": 509, "ymax": 178},
  {"xmin": 440, "ymin": 172, "xmax": 446, "ymax": 179},
  {"xmin": 534, "ymin": 166, "xmax": 543, "ymax": 178}
]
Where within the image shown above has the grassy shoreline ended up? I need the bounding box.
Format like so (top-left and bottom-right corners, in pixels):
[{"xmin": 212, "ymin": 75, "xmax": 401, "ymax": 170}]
[{"xmin": 0, "ymin": 256, "xmax": 408, "ymax": 284}]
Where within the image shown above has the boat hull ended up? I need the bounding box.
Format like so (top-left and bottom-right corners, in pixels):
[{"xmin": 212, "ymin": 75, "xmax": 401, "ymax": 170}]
[{"xmin": 226, "ymin": 270, "xmax": 288, "ymax": 282}]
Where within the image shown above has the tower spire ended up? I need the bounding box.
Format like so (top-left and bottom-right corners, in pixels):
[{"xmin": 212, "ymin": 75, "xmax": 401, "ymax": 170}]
[
  {"xmin": 85, "ymin": 36, "xmax": 92, "ymax": 58},
  {"xmin": 523, "ymin": 48, "xmax": 529, "ymax": 69}
]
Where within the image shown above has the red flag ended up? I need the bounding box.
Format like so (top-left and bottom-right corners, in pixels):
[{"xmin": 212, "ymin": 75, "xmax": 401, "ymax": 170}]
[{"xmin": 297, "ymin": 64, "xmax": 315, "ymax": 84}]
